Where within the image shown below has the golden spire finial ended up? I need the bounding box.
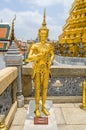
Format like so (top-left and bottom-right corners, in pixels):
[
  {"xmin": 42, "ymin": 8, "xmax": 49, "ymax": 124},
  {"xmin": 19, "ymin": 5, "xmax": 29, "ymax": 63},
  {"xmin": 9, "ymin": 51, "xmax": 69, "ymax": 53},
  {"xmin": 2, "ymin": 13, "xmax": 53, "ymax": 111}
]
[
  {"xmin": 42, "ymin": 8, "xmax": 46, "ymax": 27},
  {"xmin": 10, "ymin": 15, "xmax": 16, "ymax": 42},
  {"xmin": 12, "ymin": 15, "xmax": 16, "ymax": 25},
  {"xmin": 39, "ymin": 8, "xmax": 49, "ymax": 31},
  {"xmin": 38, "ymin": 9, "xmax": 49, "ymax": 38}
]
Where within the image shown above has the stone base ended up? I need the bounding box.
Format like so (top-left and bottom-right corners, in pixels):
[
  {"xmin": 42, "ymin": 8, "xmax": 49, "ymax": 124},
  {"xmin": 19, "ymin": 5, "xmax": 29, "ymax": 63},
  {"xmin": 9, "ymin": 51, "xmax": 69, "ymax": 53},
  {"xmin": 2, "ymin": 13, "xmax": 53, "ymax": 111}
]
[
  {"xmin": 23, "ymin": 100, "xmax": 58, "ymax": 130},
  {"xmin": 17, "ymin": 95, "xmax": 24, "ymax": 108}
]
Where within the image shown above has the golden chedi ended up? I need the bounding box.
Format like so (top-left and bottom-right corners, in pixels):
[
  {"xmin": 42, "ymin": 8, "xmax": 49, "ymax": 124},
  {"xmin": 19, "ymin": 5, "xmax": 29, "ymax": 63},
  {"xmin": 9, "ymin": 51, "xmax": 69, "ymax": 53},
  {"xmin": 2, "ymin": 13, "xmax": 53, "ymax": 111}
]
[
  {"xmin": 59, "ymin": 0, "xmax": 86, "ymax": 57},
  {"xmin": 26, "ymin": 10, "xmax": 55, "ymax": 117}
]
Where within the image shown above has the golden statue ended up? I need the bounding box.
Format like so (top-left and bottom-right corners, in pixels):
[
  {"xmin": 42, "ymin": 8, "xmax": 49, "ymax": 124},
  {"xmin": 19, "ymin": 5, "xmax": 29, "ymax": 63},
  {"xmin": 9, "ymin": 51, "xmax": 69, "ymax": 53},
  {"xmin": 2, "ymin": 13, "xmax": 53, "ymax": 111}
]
[{"xmin": 26, "ymin": 9, "xmax": 55, "ymax": 117}]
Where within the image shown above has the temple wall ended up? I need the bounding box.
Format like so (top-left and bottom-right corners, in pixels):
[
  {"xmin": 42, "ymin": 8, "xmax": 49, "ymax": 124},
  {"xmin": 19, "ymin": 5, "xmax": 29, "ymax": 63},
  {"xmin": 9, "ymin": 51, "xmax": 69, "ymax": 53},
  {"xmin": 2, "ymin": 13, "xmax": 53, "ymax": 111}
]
[{"xmin": 22, "ymin": 64, "xmax": 86, "ymax": 97}]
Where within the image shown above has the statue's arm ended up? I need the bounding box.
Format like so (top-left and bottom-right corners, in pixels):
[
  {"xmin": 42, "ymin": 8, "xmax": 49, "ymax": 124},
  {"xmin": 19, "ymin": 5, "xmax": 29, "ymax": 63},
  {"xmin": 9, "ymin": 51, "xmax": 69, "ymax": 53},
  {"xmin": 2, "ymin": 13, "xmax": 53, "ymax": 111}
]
[
  {"xmin": 50, "ymin": 50, "xmax": 55, "ymax": 65},
  {"xmin": 26, "ymin": 45, "xmax": 42, "ymax": 62},
  {"xmin": 49, "ymin": 44, "xmax": 55, "ymax": 65}
]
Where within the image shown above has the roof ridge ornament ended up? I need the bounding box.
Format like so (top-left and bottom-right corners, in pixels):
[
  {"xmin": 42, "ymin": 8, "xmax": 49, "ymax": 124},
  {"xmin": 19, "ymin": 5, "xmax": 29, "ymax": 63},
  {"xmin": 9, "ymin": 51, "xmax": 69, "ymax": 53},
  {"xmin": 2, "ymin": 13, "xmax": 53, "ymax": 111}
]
[{"xmin": 10, "ymin": 15, "xmax": 16, "ymax": 42}]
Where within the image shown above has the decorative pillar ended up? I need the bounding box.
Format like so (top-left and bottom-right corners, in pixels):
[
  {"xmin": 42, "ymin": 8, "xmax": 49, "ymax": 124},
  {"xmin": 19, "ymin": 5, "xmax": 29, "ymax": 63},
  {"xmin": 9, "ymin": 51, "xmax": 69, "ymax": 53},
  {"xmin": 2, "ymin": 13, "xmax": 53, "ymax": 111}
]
[
  {"xmin": 5, "ymin": 41, "xmax": 24, "ymax": 107},
  {"xmin": 80, "ymin": 80, "xmax": 86, "ymax": 109}
]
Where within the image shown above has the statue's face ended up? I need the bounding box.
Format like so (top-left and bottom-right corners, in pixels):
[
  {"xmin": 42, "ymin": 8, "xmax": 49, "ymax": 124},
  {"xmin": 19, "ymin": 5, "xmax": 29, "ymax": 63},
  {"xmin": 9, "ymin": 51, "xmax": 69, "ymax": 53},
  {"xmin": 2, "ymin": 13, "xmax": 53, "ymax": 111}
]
[{"xmin": 39, "ymin": 30, "xmax": 48, "ymax": 44}]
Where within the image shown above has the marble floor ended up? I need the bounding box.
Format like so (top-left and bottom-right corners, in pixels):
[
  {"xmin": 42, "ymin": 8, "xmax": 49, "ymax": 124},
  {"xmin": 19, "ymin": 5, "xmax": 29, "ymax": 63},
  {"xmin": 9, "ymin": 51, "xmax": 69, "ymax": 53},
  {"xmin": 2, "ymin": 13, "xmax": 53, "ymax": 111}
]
[{"xmin": 9, "ymin": 103, "xmax": 86, "ymax": 130}]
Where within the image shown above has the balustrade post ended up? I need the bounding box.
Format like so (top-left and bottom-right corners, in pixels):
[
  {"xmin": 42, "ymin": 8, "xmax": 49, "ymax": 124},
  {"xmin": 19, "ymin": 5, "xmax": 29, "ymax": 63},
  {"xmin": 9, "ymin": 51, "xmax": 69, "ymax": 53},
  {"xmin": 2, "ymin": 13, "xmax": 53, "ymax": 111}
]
[{"xmin": 5, "ymin": 41, "xmax": 24, "ymax": 108}]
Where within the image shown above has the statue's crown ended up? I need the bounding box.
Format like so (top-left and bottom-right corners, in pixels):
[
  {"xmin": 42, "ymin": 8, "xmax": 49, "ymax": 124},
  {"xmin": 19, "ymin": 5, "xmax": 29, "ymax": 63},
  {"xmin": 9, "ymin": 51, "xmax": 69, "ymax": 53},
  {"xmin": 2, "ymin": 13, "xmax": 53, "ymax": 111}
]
[{"xmin": 39, "ymin": 9, "xmax": 49, "ymax": 32}]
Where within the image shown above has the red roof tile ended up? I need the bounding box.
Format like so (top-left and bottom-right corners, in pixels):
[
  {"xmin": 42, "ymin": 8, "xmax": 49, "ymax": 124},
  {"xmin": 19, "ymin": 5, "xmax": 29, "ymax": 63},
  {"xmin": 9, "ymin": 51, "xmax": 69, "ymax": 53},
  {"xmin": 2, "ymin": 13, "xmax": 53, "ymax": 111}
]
[
  {"xmin": 0, "ymin": 28, "xmax": 7, "ymax": 38},
  {"xmin": 0, "ymin": 43, "xmax": 4, "ymax": 48}
]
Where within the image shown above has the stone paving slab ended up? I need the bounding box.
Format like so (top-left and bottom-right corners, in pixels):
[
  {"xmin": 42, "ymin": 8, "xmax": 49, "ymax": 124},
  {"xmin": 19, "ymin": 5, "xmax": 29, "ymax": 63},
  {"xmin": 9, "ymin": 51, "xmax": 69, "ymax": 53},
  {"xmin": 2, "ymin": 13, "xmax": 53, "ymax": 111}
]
[
  {"xmin": 11, "ymin": 108, "xmax": 27, "ymax": 125},
  {"xmin": 54, "ymin": 107, "xmax": 66, "ymax": 124},
  {"xmin": 58, "ymin": 125, "xmax": 86, "ymax": 130},
  {"xmin": 62, "ymin": 107, "xmax": 86, "ymax": 124},
  {"xmin": 10, "ymin": 125, "xmax": 24, "ymax": 130},
  {"xmin": 74, "ymin": 103, "xmax": 81, "ymax": 108},
  {"xmin": 9, "ymin": 103, "xmax": 86, "ymax": 130},
  {"xmin": 54, "ymin": 103, "xmax": 75, "ymax": 108}
]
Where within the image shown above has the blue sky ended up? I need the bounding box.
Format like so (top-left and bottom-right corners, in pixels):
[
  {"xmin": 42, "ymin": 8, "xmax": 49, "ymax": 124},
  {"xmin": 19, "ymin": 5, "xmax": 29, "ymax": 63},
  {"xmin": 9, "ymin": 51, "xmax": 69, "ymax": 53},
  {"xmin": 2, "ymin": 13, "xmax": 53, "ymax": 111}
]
[{"xmin": 0, "ymin": 0, "xmax": 74, "ymax": 41}]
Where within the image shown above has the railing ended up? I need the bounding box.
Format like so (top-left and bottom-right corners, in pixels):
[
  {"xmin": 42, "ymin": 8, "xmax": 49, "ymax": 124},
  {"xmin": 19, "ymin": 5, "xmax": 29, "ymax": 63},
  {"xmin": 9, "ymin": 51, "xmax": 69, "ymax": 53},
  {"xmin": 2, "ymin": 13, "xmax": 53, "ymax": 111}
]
[
  {"xmin": 22, "ymin": 64, "xmax": 86, "ymax": 98},
  {"xmin": 0, "ymin": 67, "xmax": 18, "ymax": 128},
  {"xmin": 55, "ymin": 55, "xmax": 86, "ymax": 66}
]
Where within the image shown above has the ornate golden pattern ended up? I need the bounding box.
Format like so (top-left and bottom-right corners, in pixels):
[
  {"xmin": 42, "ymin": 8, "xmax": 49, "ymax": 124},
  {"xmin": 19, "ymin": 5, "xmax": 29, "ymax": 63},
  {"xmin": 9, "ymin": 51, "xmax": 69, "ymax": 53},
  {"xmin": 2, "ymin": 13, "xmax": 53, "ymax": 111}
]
[{"xmin": 58, "ymin": 0, "xmax": 86, "ymax": 57}]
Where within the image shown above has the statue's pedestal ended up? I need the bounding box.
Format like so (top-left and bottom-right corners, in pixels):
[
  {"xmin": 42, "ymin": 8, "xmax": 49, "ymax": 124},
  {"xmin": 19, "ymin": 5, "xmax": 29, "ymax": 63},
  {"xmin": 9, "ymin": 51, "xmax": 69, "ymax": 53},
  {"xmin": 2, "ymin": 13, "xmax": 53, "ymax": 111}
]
[{"xmin": 23, "ymin": 100, "xmax": 58, "ymax": 130}]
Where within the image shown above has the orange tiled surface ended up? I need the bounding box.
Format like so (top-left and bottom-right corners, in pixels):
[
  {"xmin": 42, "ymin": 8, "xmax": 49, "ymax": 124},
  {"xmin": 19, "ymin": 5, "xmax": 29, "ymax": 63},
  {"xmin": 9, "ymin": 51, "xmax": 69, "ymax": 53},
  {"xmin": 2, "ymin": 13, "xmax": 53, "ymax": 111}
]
[
  {"xmin": 0, "ymin": 28, "xmax": 7, "ymax": 38},
  {"xmin": 0, "ymin": 43, "xmax": 4, "ymax": 48},
  {"xmin": 20, "ymin": 51, "xmax": 25, "ymax": 54}
]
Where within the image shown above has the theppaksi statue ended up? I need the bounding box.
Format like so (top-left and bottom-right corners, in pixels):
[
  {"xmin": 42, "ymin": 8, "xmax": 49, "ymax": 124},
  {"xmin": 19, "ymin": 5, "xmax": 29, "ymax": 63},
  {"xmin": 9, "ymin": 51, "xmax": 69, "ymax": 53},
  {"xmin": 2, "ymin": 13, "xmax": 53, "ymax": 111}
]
[{"xmin": 26, "ymin": 9, "xmax": 55, "ymax": 117}]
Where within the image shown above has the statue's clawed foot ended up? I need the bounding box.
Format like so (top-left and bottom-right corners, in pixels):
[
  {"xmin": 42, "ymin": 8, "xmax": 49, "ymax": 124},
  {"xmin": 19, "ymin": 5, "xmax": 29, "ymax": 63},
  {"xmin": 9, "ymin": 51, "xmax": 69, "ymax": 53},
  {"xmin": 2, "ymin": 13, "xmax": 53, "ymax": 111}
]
[
  {"xmin": 42, "ymin": 107, "xmax": 50, "ymax": 116},
  {"xmin": 34, "ymin": 109, "xmax": 41, "ymax": 117}
]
